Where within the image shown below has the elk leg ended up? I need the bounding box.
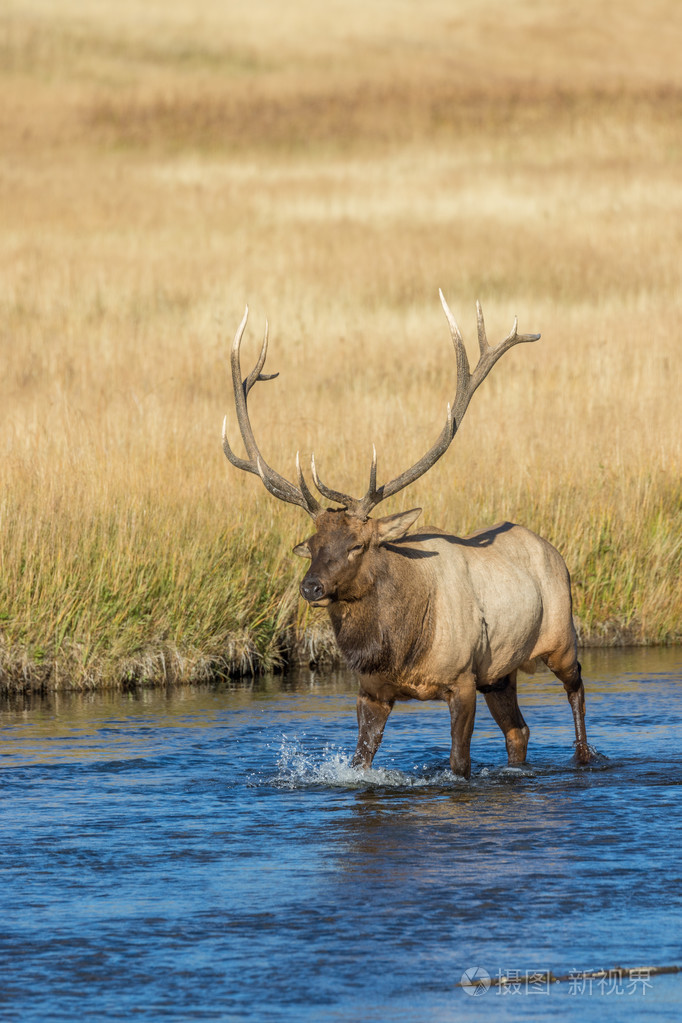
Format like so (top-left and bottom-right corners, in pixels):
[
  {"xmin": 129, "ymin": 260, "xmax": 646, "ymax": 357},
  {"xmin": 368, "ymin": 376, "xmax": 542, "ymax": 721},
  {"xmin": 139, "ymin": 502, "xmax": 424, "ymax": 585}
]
[
  {"xmin": 445, "ymin": 680, "xmax": 477, "ymax": 779},
  {"xmin": 545, "ymin": 652, "xmax": 590, "ymax": 764},
  {"xmin": 351, "ymin": 690, "xmax": 394, "ymax": 768},
  {"xmin": 482, "ymin": 671, "xmax": 530, "ymax": 765}
]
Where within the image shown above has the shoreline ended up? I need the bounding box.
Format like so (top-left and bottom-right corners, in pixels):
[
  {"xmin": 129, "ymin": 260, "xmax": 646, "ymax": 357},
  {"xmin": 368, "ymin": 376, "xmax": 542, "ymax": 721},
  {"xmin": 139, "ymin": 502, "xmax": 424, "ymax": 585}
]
[{"xmin": 1, "ymin": 619, "xmax": 678, "ymax": 694}]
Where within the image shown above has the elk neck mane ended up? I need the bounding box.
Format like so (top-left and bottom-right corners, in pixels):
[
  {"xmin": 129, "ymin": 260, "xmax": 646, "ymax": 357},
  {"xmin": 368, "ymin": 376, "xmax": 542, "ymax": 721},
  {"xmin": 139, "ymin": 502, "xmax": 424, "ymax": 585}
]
[{"xmin": 327, "ymin": 542, "xmax": 433, "ymax": 676}]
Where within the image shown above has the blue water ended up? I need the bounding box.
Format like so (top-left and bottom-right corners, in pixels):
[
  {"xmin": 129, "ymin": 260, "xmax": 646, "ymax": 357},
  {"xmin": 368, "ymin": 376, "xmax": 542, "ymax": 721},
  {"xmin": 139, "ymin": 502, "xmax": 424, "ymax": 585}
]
[{"xmin": 1, "ymin": 648, "xmax": 681, "ymax": 1021}]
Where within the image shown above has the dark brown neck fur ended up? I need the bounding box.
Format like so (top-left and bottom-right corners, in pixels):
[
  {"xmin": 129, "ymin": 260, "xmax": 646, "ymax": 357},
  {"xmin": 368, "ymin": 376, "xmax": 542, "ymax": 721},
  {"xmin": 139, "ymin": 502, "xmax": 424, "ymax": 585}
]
[{"xmin": 327, "ymin": 547, "xmax": 432, "ymax": 677}]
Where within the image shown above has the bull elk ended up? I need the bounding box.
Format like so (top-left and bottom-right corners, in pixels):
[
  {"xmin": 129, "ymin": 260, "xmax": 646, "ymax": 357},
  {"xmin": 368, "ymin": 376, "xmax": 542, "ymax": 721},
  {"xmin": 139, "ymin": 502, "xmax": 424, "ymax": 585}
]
[{"xmin": 222, "ymin": 295, "xmax": 590, "ymax": 778}]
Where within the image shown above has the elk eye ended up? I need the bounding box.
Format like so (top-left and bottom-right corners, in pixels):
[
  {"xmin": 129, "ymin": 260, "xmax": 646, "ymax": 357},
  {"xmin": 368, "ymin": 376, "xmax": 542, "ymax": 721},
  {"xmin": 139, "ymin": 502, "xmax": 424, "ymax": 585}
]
[
  {"xmin": 347, "ymin": 543, "xmax": 364, "ymax": 561},
  {"xmin": 292, "ymin": 541, "xmax": 312, "ymax": 559}
]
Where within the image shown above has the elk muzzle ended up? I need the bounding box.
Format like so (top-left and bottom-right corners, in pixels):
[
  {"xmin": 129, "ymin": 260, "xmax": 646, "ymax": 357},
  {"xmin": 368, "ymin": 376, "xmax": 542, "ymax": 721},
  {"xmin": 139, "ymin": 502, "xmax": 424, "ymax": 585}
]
[{"xmin": 299, "ymin": 572, "xmax": 333, "ymax": 607}]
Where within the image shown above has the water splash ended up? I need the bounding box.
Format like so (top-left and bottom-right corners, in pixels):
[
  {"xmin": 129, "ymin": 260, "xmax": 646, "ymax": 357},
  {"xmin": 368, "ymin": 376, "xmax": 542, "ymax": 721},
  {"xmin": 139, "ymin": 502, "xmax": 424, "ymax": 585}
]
[
  {"xmin": 478, "ymin": 764, "xmax": 537, "ymax": 779},
  {"xmin": 254, "ymin": 736, "xmax": 544, "ymax": 790},
  {"xmin": 262, "ymin": 736, "xmax": 462, "ymax": 790}
]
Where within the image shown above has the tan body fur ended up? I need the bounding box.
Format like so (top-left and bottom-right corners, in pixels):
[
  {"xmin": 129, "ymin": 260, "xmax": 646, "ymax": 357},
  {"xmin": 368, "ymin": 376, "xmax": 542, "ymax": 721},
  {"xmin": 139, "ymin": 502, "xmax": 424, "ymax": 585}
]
[
  {"xmin": 297, "ymin": 509, "xmax": 588, "ymax": 778},
  {"xmin": 339, "ymin": 523, "xmax": 574, "ymax": 695}
]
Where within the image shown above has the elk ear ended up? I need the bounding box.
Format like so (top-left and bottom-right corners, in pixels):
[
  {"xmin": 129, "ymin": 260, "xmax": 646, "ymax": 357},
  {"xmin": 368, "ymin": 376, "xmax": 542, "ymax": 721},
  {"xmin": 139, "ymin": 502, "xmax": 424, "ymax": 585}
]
[
  {"xmin": 375, "ymin": 507, "xmax": 422, "ymax": 546},
  {"xmin": 292, "ymin": 540, "xmax": 312, "ymax": 559}
]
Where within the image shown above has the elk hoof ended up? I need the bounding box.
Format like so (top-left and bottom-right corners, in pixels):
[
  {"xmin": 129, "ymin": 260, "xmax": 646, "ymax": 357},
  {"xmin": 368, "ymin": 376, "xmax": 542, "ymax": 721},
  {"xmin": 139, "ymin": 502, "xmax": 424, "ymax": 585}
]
[
  {"xmin": 505, "ymin": 726, "xmax": 529, "ymax": 765},
  {"xmin": 574, "ymin": 742, "xmax": 593, "ymax": 765}
]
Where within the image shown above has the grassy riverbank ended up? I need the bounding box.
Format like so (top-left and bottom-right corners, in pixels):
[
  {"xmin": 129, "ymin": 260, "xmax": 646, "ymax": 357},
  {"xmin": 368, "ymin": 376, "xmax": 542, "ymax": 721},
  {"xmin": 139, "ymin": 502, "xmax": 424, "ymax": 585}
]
[{"xmin": 1, "ymin": 0, "xmax": 681, "ymax": 690}]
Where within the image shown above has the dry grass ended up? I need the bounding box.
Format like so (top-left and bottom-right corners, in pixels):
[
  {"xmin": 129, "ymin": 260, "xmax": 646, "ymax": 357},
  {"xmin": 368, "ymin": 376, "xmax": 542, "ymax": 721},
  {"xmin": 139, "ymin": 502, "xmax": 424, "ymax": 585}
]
[{"xmin": 1, "ymin": 0, "xmax": 681, "ymax": 689}]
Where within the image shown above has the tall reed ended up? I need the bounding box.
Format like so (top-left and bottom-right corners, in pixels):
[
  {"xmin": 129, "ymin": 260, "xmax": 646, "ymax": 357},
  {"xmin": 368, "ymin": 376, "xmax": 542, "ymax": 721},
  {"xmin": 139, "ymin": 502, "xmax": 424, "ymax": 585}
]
[{"xmin": 1, "ymin": 0, "xmax": 680, "ymax": 688}]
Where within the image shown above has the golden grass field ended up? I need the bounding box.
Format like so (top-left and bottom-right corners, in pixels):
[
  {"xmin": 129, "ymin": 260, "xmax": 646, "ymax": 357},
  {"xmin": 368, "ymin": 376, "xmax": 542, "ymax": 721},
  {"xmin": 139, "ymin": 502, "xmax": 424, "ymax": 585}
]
[{"xmin": 1, "ymin": 0, "xmax": 681, "ymax": 688}]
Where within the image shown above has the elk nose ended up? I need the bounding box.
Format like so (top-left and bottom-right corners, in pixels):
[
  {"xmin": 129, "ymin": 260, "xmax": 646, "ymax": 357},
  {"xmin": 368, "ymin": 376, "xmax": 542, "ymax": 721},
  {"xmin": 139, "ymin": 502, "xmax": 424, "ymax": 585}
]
[{"xmin": 300, "ymin": 576, "xmax": 325, "ymax": 603}]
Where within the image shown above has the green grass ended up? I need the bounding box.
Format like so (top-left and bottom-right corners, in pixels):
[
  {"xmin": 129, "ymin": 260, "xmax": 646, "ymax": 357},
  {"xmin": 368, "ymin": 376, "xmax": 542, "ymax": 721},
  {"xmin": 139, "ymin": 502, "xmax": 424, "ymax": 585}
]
[
  {"xmin": 0, "ymin": 483, "xmax": 300, "ymax": 688},
  {"xmin": 2, "ymin": 466, "xmax": 679, "ymax": 691}
]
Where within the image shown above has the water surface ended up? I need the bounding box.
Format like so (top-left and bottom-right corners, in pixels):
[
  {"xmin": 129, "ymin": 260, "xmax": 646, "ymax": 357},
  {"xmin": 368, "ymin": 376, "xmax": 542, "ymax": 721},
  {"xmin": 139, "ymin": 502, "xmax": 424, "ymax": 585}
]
[{"xmin": 1, "ymin": 648, "xmax": 681, "ymax": 1021}]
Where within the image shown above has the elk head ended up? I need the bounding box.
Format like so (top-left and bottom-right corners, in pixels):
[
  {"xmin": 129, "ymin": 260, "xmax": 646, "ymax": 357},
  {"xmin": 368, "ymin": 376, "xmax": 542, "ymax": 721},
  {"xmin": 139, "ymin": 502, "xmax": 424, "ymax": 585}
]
[
  {"xmin": 222, "ymin": 294, "xmax": 540, "ymax": 606},
  {"xmin": 291, "ymin": 507, "xmax": 423, "ymax": 606}
]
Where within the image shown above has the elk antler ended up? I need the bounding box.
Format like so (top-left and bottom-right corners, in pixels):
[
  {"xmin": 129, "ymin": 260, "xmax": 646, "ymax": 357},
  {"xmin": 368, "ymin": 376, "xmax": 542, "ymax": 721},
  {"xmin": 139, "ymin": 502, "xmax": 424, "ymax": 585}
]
[
  {"xmin": 222, "ymin": 307, "xmax": 321, "ymax": 517},
  {"xmin": 223, "ymin": 297, "xmax": 539, "ymax": 520},
  {"xmin": 310, "ymin": 292, "xmax": 540, "ymax": 518}
]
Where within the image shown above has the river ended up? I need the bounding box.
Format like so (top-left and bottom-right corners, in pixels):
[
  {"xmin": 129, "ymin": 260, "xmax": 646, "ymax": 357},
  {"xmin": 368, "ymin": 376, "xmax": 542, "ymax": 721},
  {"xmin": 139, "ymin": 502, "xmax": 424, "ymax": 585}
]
[{"xmin": 1, "ymin": 648, "xmax": 681, "ymax": 1021}]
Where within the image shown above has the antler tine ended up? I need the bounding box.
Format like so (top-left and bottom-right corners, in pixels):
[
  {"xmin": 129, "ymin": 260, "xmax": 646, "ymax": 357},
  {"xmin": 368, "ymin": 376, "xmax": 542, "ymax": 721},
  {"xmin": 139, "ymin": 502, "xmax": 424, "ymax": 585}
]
[
  {"xmin": 244, "ymin": 318, "xmax": 279, "ymax": 397},
  {"xmin": 223, "ymin": 307, "xmax": 320, "ymax": 518},
  {"xmin": 440, "ymin": 290, "xmax": 470, "ymax": 385},
  {"xmin": 475, "ymin": 299, "xmax": 490, "ymax": 356},
  {"xmin": 351, "ymin": 446, "xmax": 381, "ymax": 520},
  {"xmin": 439, "ymin": 289, "xmax": 472, "ymax": 434},
  {"xmin": 222, "ymin": 414, "xmax": 252, "ymax": 472},
  {"xmin": 296, "ymin": 452, "xmax": 322, "ymax": 515},
  {"xmin": 310, "ymin": 453, "xmax": 356, "ymax": 509},
  {"xmin": 368, "ymin": 444, "xmax": 377, "ymax": 495},
  {"xmin": 228, "ymin": 306, "xmax": 255, "ymax": 462}
]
